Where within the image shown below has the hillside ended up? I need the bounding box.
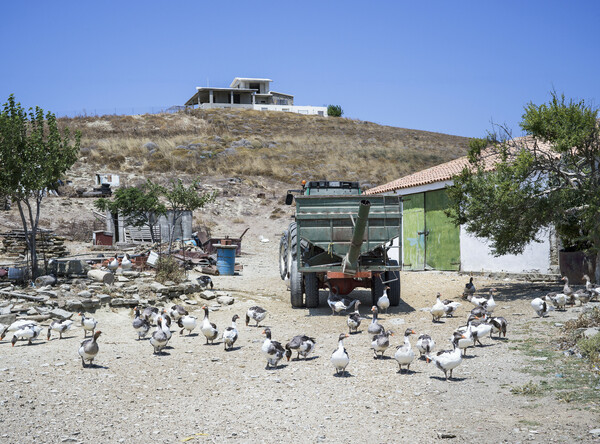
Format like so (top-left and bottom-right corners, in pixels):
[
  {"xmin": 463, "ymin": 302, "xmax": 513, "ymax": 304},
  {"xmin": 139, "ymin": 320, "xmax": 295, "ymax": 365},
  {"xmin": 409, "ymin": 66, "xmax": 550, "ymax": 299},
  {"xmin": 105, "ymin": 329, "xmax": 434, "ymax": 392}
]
[{"xmin": 59, "ymin": 108, "xmax": 470, "ymax": 189}]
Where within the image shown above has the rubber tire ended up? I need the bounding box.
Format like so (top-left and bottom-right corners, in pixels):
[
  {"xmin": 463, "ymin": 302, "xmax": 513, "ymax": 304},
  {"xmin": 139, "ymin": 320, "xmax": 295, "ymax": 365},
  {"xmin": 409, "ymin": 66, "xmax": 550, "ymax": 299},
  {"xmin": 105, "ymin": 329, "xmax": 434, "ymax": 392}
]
[
  {"xmin": 290, "ymin": 260, "xmax": 304, "ymax": 308},
  {"xmin": 371, "ymin": 274, "xmax": 385, "ymax": 307},
  {"xmin": 304, "ymin": 272, "xmax": 319, "ymax": 308},
  {"xmin": 385, "ymin": 259, "xmax": 401, "ymax": 306},
  {"xmin": 279, "ymin": 230, "xmax": 288, "ymax": 280}
]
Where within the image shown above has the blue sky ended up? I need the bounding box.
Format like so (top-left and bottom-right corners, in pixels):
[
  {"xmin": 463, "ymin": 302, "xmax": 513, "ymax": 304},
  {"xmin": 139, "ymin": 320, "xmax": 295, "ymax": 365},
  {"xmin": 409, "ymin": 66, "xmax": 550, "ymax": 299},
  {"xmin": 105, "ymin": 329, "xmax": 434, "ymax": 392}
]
[{"xmin": 2, "ymin": 1, "xmax": 599, "ymax": 137}]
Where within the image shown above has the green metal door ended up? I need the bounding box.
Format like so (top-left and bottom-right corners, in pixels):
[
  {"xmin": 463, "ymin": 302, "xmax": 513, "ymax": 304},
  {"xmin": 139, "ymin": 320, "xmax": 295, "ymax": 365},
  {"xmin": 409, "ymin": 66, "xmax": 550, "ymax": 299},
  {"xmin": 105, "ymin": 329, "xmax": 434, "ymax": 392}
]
[
  {"xmin": 424, "ymin": 189, "xmax": 460, "ymax": 270},
  {"xmin": 402, "ymin": 193, "xmax": 425, "ymax": 270}
]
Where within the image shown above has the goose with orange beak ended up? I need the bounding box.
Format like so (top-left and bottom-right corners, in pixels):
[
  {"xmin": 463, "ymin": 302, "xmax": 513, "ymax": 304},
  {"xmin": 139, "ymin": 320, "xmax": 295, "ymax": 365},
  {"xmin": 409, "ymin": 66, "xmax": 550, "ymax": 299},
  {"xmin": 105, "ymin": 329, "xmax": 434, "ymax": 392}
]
[
  {"xmin": 394, "ymin": 328, "xmax": 416, "ymax": 373},
  {"xmin": 331, "ymin": 333, "xmax": 350, "ymax": 376}
]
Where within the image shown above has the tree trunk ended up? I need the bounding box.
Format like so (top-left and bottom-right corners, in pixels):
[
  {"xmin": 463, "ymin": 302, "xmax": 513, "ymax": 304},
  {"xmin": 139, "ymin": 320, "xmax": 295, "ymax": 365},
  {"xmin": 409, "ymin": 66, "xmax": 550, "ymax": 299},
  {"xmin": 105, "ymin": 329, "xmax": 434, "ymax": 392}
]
[{"xmin": 595, "ymin": 250, "xmax": 600, "ymax": 284}]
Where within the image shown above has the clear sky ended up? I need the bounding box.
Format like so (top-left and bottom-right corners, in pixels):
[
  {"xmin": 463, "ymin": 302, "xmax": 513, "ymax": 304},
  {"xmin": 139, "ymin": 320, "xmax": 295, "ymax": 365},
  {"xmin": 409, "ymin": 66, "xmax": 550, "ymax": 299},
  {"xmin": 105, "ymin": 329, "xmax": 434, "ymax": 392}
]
[{"xmin": 2, "ymin": 1, "xmax": 599, "ymax": 137}]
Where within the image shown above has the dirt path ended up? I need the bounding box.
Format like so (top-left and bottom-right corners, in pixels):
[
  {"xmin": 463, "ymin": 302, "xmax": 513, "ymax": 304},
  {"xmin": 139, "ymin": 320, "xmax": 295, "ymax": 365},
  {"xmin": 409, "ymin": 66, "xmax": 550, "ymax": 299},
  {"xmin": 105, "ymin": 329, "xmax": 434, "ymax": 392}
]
[{"xmin": 0, "ymin": 235, "xmax": 598, "ymax": 443}]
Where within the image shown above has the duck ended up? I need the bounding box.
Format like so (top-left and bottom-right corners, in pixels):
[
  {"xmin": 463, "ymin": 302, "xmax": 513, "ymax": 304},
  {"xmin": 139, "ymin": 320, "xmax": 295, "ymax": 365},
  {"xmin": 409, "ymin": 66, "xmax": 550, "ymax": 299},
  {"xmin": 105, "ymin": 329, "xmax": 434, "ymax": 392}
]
[
  {"xmin": 441, "ymin": 298, "xmax": 461, "ymax": 317},
  {"xmin": 573, "ymin": 289, "xmax": 592, "ymax": 305},
  {"xmin": 197, "ymin": 275, "xmax": 214, "ymax": 290},
  {"xmin": 177, "ymin": 314, "xmax": 198, "ymax": 336},
  {"xmin": 470, "ymin": 306, "xmax": 488, "ymax": 320},
  {"xmin": 394, "ymin": 328, "xmax": 416, "ymax": 373},
  {"xmin": 453, "ymin": 326, "xmax": 475, "ymax": 356},
  {"xmin": 285, "ymin": 335, "xmax": 316, "ymax": 360},
  {"xmin": 468, "ymin": 319, "xmax": 493, "ymax": 346},
  {"xmin": 430, "ymin": 294, "xmax": 446, "ymax": 322},
  {"xmin": 261, "ymin": 328, "xmax": 286, "ymax": 369},
  {"xmin": 561, "ymin": 276, "xmax": 574, "ymax": 305},
  {"xmin": 132, "ymin": 307, "xmax": 151, "ymax": 340},
  {"xmin": 545, "ymin": 292, "xmax": 568, "ymax": 310},
  {"xmin": 150, "ymin": 319, "xmax": 169, "ymax": 354},
  {"xmin": 78, "ymin": 313, "xmax": 98, "ymax": 338},
  {"xmin": 327, "ymin": 288, "xmax": 359, "ymax": 315},
  {"xmin": 463, "ymin": 276, "xmax": 475, "ymax": 299},
  {"xmin": 11, "ymin": 323, "xmax": 42, "ymax": 346},
  {"xmin": 107, "ymin": 257, "xmax": 119, "ymax": 272},
  {"xmin": 168, "ymin": 304, "xmax": 188, "ymax": 322},
  {"xmin": 47, "ymin": 319, "xmax": 73, "ymax": 340},
  {"xmin": 481, "ymin": 289, "xmax": 497, "ymax": 313},
  {"xmin": 1, "ymin": 319, "xmax": 39, "ymax": 341},
  {"xmin": 331, "ymin": 333, "xmax": 350, "ymax": 376},
  {"xmin": 141, "ymin": 306, "xmax": 160, "ymax": 325},
  {"xmin": 583, "ymin": 274, "xmax": 600, "ymax": 300},
  {"xmin": 121, "ymin": 253, "xmax": 132, "ymax": 270},
  {"xmin": 368, "ymin": 306, "xmax": 385, "ymax": 335},
  {"xmin": 200, "ymin": 305, "xmax": 219, "ymax": 344},
  {"xmin": 428, "ymin": 336, "xmax": 464, "ymax": 381},
  {"xmin": 222, "ymin": 315, "xmax": 239, "ymax": 350},
  {"xmin": 371, "ymin": 330, "xmax": 393, "ymax": 359},
  {"xmin": 245, "ymin": 306, "xmax": 267, "ymax": 327},
  {"xmin": 78, "ymin": 330, "xmax": 102, "ymax": 367},
  {"xmin": 487, "ymin": 316, "xmax": 507, "ymax": 338},
  {"xmin": 468, "ymin": 294, "xmax": 488, "ymax": 307},
  {"xmin": 531, "ymin": 297, "xmax": 553, "ymax": 317},
  {"xmin": 416, "ymin": 334, "xmax": 435, "ymax": 360},
  {"xmin": 347, "ymin": 300, "xmax": 362, "ymax": 333},
  {"xmin": 377, "ymin": 286, "xmax": 390, "ymax": 314},
  {"xmin": 158, "ymin": 311, "xmax": 173, "ymax": 342}
]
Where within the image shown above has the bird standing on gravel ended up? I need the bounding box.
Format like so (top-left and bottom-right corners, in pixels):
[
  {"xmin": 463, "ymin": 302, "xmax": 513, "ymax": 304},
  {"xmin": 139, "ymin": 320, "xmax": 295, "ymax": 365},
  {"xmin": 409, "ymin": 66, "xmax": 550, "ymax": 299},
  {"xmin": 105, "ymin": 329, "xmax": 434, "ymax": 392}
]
[
  {"xmin": 150, "ymin": 319, "xmax": 168, "ymax": 354},
  {"xmin": 261, "ymin": 328, "xmax": 286, "ymax": 369},
  {"xmin": 197, "ymin": 276, "xmax": 214, "ymax": 290},
  {"xmin": 463, "ymin": 276, "xmax": 475, "ymax": 299},
  {"xmin": 168, "ymin": 304, "xmax": 188, "ymax": 322},
  {"xmin": 47, "ymin": 319, "xmax": 73, "ymax": 340},
  {"xmin": 394, "ymin": 328, "xmax": 416, "ymax": 373},
  {"xmin": 430, "ymin": 294, "xmax": 446, "ymax": 322},
  {"xmin": 285, "ymin": 335, "xmax": 316, "ymax": 361},
  {"xmin": 327, "ymin": 289, "xmax": 359, "ymax": 315},
  {"xmin": 245, "ymin": 306, "xmax": 267, "ymax": 327},
  {"xmin": 368, "ymin": 306, "xmax": 385, "ymax": 335},
  {"xmin": 201, "ymin": 305, "xmax": 219, "ymax": 344},
  {"xmin": 78, "ymin": 330, "xmax": 102, "ymax": 367},
  {"xmin": 427, "ymin": 336, "xmax": 464, "ymax": 381},
  {"xmin": 377, "ymin": 286, "xmax": 390, "ymax": 314},
  {"xmin": 223, "ymin": 315, "xmax": 240, "ymax": 350},
  {"xmin": 487, "ymin": 316, "xmax": 507, "ymax": 338},
  {"xmin": 107, "ymin": 257, "xmax": 119, "ymax": 273},
  {"xmin": 11, "ymin": 323, "xmax": 42, "ymax": 346},
  {"xmin": 121, "ymin": 254, "xmax": 132, "ymax": 270},
  {"xmin": 347, "ymin": 301, "xmax": 362, "ymax": 334},
  {"xmin": 441, "ymin": 298, "xmax": 461, "ymax": 317},
  {"xmin": 416, "ymin": 334, "xmax": 435, "ymax": 360},
  {"xmin": 1, "ymin": 320, "xmax": 39, "ymax": 341},
  {"xmin": 371, "ymin": 330, "xmax": 393, "ymax": 359},
  {"xmin": 177, "ymin": 314, "xmax": 198, "ymax": 336},
  {"xmin": 132, "ymin": 308, "xmax": 151, "ymax": 340},
  {"xmin": 531, "ymin": 297, "xmax": 553, "ymax": 317},
  {"xmin": 331, "ymin": 333, "xmax": 350, "ymax": 376},
  {"xmin": 79, "ymin": 313, "xmax": 98, "ymax": 338}
]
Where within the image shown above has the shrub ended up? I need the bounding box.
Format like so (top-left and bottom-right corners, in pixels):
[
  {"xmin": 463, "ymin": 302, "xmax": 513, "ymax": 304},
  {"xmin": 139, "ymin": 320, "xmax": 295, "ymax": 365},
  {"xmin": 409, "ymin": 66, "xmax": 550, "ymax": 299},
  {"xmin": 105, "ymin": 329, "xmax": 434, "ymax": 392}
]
[
  {"xmin": 327, "ymin": 105, "xmax": 343, "ymax": 117},
  {"xmin": 155, "ymin": 255, "xmax": 185, "ymax": 283}
]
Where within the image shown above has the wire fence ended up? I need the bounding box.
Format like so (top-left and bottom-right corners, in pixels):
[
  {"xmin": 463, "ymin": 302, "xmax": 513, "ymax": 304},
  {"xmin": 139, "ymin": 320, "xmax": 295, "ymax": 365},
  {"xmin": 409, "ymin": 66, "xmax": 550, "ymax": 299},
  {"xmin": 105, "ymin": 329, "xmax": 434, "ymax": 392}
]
[{"xmin": 57, "ymin": 105, "xmax": 190, "ymax": 118}]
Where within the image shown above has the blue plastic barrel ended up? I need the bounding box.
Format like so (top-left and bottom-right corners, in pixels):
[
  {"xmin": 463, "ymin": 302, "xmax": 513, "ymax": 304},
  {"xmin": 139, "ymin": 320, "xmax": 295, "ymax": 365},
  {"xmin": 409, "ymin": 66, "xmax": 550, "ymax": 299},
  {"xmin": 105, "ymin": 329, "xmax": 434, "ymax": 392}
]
[{"xmin": 215, "ymin": 245, "xmax": 237, "ymax": 276}]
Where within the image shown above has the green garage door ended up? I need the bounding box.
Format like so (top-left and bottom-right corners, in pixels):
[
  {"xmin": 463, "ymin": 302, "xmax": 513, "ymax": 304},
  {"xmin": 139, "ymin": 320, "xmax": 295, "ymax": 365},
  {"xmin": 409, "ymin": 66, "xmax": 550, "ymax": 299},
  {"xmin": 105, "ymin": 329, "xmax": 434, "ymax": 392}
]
[{"xmin": 402, "ymin": 189, "xmax": 460, "ymax": 271}]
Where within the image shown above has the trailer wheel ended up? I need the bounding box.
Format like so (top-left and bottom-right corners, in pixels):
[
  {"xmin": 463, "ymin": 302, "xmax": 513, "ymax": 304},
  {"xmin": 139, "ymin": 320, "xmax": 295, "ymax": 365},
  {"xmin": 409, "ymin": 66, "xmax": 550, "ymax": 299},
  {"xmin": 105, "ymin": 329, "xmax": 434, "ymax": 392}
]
[
  {"xmin": 304, "ymin": 272, "xmax": 319, "ymax": 308},
  {"xmin": 279, "ymin": 230, "xmax": 288, "ymax": 280},
  {"xmin": 385, "ymin": 259, "xmax": 401, "ymax": 306},
  {"xmin": 371, "ymin": 274, "xmax": 385, "ymax": 307},
  {"xmin": 290, "ymin": 260, "xmax": 304, "ymax": 307},
  {"xmin": 287, "ymin": 222, "xmax": 297, "ymax": 278}
]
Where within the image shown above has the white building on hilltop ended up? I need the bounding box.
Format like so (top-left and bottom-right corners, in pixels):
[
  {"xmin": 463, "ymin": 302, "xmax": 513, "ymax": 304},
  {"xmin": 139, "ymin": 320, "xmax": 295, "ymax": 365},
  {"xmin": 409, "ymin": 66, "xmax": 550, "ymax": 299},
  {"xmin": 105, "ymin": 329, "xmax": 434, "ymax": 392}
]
[{"xmin": 184, "ymin": 77, "xmax": 327, "ymax": 116}]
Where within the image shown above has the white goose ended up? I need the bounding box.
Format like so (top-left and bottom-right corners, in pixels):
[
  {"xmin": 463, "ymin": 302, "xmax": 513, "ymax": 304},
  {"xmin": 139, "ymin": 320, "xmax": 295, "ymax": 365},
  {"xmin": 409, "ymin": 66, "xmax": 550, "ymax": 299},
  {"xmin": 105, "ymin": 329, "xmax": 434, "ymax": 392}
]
[
  {"xmin": 377, "ymin": 286, "xmax": 390, "ymax": 314},
  {"xmin": 177, "ymin": 314, "xmax": 198, "ymax": 336},
  {"xmin": 150, "ymin": 319, "xmax": 169, "ymax": 354},
  {"xmin": 394, "ymin": 328, "xmax": 416, "ymax": 373},
  {"xmin": 120, "ymin": 253, "xmax": 132, "ymax": 270},
  {"xmin": 487, "ymin": 316, "xmax": 507, "ymax": 338},
  {"xmin": 223, "ymin": 315, "xmax": 239, "ymax": 350},
  {"xmin": 416, "ymin": 334, "xmax": 436, "ymax": 360},
  {"xmin": 481, "ymin": 289, "xmax": 497, "ymax": 313},
  {"xmin": 331, "ymin": 333, "xmax": 350, "ymax": 376},
  {"xmin": 545, "ymin": 293, "xmax": 568, "ymax": 310},
  {"xmin": 1, "ymin": 319, "xmax": 39, "ymax": 341},
  {"xmin": 327, "ymin": 288, "xmax": 359, "ymax": 315},
  {"xmin": 430, "ymin": 294, "xmax": 446, "ymax": 322},
  {"xmin": 371, "ymin": 330, "xmax": 393, "ymax": 359},
  {"xmin": 583, "ymin": 274, "xmax": 600, "ymax": 300},
  {"xmin": 347, "ymin": 300, "xmax": 362, "ymax": 333},
  {"xmin": 200, "ymin": 305, "xmax": 219, "ymax": 344},
  {"xmin": 78, "ymin": 313, "xmax": 98, "ymax": 338},
  {"xmin": 441, "ymin": 298, "xmax": 461, "ymax": 317},
  {"xmin": 261, "ymin": 328, "xmax": 286, "ymax": 369},
  {"xmin": 285, "ymin": 335, "xmax": 316, "ymax": 361},
  {"xmin": 453, "ymin": 326, "xmax": 474, "ymax": 356},
  {"xmin": 132, "ymin": 307, "xmax": 151, "ymax": 340},
  {"xmin": 531, "ymin": 297, "xmax": 553, "ymax": 317},
  {"xmin": 245, "ymin": 306, "xmax": 267, "ymax": 327},
  {"xmin": 107, "ymin": 257, "xmax": 119, "ymax": 272},
  {"xmin": 428, "ymin": 336, "xmax": 464, "ymax": 381},
  {"xmin": 11, "ymin": 323, "xmax": 42, "ymax": 346},
  {"xmin": 47, "ymin": 319, "xmax": 73, "ymax": 340},
  {"xmin": 368, "ymin": 306, "xmax": 385, "ymax": 335},
  {"xmin": 168, "ymin": 304, "xmax": 188, "ymax": 322}
]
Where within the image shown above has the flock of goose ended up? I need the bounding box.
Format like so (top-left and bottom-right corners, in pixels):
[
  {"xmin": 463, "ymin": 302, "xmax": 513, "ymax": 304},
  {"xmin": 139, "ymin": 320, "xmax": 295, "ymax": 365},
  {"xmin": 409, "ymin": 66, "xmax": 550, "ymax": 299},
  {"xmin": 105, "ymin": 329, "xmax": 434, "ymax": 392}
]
[{"xmin": 2, "ymin": 273, "xmax": 596, "ymax": 379}]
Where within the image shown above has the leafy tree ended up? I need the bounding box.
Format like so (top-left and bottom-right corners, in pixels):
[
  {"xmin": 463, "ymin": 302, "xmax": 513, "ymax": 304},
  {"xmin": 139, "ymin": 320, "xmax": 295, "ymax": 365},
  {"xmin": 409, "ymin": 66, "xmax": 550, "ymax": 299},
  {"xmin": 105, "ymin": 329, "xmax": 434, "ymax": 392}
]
[
  {"xmin": 327, "ymin": 105, "xmax": 343, "ymax": 117},
  {"xmin": 0, "ymin": 95, "xmax": 80, "ymax": 279},
  {"xmin": 446, "ymin": 92, "xmax": 600, "ymax": 280},
  {"xmin": 155, "ymin": 179, "xmax": 217, "ymax": 251},
  {"xmin": 95, "ymin": 181, "xmax": 166, "ymax": 243}
]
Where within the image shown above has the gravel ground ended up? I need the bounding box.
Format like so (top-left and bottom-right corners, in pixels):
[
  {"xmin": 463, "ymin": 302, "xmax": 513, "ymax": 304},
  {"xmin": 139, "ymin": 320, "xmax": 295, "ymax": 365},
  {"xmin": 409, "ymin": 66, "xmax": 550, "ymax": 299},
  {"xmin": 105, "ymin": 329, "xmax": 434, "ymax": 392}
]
[{"xmin": 1, "ymin": 235, "xmax": 599, "ymax": 443}]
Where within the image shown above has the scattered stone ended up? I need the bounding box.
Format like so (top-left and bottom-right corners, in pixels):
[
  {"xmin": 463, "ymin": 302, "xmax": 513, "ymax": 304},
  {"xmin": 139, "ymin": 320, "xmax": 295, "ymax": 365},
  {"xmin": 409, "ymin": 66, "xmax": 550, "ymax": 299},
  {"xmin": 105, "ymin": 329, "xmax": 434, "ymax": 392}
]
[
  {"xmin": 217, "ymin": 295, "xmax": 234, "ymax": 306},
  {"xmin": 200, "ymin": 290, "xmax": 216, "ymax": 300},
  {"xmin": 65, "ymin": 300, "xmax": 83, "ymax": 312},
  {"xmin": 49, "ymin": 308, "xmax": 73, "ymax": 321},
  {"xmin": 437, "ymin": 432, "xmax": 456, "ymax": 439},
  {"xmin": 583, "ymin": 328, "xmax": 600, "ymax": 339},
  {"xmin": 77, "ymin": 290, "xmax": 92, "ymax": 299},
  {"xmin": 590, "ymin": 429, "xmax": 600, "ymax": 436}
]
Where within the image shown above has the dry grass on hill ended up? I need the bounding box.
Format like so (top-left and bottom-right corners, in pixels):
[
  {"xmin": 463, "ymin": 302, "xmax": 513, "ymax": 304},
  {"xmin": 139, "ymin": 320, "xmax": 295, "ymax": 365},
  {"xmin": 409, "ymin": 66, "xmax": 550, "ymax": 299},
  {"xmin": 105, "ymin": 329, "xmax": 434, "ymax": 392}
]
[{"xmin": 59, "ymin": 108, "xmax": 470, "ymax": 187}]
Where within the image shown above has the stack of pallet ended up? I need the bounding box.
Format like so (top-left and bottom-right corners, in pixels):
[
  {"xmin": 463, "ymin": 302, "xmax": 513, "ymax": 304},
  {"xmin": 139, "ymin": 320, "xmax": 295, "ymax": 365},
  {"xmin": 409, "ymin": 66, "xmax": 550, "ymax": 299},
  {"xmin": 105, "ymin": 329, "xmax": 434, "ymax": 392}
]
[{"xmin": 0, "ymin": 230, "xmax": 69, "ymax": 258}]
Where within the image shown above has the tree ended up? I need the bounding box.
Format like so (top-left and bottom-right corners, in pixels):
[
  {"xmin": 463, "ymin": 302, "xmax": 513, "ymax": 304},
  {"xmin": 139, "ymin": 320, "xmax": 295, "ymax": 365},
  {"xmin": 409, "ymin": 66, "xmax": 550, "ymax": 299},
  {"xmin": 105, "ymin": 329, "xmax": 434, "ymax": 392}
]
[
  {"xmin": 94, "ymin": 181, "xmax": 166, "ymax": 243},
  {"xmin": 0, "ymin": 95, "xmax": 80, "ymax": 279},
  {"xmin": 446, "ymin": 92, "xmax": 600, "ymax": 280},
  {"xmin": 327, "ymin": 105, "xmax": 343, "ymax": 117},
  {"xmin": 156, "ymin": 179, "xmax": 217, "ymax": 251}
]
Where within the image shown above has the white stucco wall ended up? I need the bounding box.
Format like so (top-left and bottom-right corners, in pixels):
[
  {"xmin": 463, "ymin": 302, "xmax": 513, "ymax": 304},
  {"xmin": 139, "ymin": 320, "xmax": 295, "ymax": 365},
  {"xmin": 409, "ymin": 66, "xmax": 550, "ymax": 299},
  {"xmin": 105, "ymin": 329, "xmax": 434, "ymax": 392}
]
[
  {"xmin": 460, "ymin": 226, "xmax": 552, "ymax": 274},
  {"xmin": 197, "ymin": 103, "xmax": 327, "ymax": 116}
]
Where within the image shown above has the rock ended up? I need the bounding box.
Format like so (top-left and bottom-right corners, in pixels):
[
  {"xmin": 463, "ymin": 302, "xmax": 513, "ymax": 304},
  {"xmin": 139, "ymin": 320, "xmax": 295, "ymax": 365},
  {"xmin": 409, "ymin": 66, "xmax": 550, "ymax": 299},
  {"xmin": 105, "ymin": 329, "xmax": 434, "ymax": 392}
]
[
  {"xmin": 81, "ymin": 298, "xmax": 101, "ymax": 310},
  {"xmin": 97, "ymin": 294, "xmax": 111, "ymax": 304},
  {"xmin": 185, "ymin": 300, "xmax": 198, "ymax": 305},
  {"xmin": 217, "ymin": 295, "xmax": 234, "ymax": 305},
  {"xmin": 35, "ymin": 275, "xmax": 57, "ymax": 287},
  {"xmin": 144, "ymin": 141, "xmax": 158, "ymax": 152},
  {"xmin": 0, "ymin": 304, "xmax": 13, "ymax": 315},
  {"xmin": 200, "ymin": 290, "xmax": 216, "ymax": 300},
  {"xmin": 230, "ymin": 138, "xmax": 253, "ymax": 148},
  {"xmin": 65, "ymin": 300, "xmax": 83, "ymax": 312},
  {"xmin": 49, "ymin": 308, "xmax": 73, "ymax": 321},
  {"xmin": 590, "ymin": 429, "xmax": 600, "ymax": 436},
  {"xmin": 109, "ymin": 298, "xmax": 139, "ymax": 308},
  {"xmin": 583, "ymin": 327, "xmax": 600, "ymax": 339},
  {"xmin": 78, "ymin": 290, "xmax": 92, "ymax": 299},
  {"xmin": 150, "ymin": 282, "xmax": 168, "ymax": 293},
  {"xmin": 0, "ymin": 313, "xmax": 17, "ymax": 325}
]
